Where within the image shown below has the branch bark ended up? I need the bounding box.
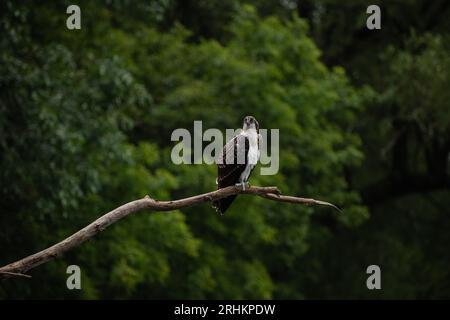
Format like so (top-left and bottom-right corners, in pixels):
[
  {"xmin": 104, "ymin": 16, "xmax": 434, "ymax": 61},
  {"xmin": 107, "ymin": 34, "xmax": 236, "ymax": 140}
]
[{"xmin": 0, "ymin": 185, "xmax": 340, "ymax": 279}]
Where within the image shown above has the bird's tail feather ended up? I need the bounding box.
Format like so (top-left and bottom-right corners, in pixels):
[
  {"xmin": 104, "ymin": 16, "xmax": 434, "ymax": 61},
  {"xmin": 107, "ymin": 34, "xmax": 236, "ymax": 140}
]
[{"xmin": 212, "ymin": 195, "xmax": 237, "ymax": 215}]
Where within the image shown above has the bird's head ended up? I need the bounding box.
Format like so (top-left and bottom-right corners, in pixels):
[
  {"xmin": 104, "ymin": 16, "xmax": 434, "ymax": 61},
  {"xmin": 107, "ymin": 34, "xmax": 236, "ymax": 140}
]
[{"xmin": 242, "ymin": 116, "xmax": 259, "ymax": 133}]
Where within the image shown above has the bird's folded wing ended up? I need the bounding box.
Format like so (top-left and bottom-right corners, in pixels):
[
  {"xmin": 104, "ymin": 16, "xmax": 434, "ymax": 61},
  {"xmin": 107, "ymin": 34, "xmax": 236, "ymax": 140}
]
[
  {"xmin": 216, "ymin": 134, "xmax": 247, "ymax": 166},
  {"xmin": 216, "ymin": 134, "xmax": 248, "ymax": 184}
]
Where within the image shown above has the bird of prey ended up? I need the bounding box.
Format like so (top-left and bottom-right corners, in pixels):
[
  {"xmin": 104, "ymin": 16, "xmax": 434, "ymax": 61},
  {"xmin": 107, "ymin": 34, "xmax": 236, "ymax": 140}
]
[{"xmin": 212, "ymin": 116, "xmax": 261, "ymax": 215}]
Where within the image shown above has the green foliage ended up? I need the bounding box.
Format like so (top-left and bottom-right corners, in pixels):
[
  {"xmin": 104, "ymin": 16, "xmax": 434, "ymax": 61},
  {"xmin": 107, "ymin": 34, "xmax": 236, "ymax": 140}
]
[
  {"xmin": 1, "ymin": 0, "xmax": 448, "ymax": 299},
  {"xmin": 384, "ymin": 34, "xmax": 450, "ymax": 143}
]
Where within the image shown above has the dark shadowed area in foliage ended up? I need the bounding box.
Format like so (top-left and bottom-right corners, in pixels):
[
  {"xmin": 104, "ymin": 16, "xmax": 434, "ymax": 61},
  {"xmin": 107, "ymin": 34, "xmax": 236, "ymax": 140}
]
[{"xmin": 0, "ymin": 0, "xmax": 449, "ymax": 299}]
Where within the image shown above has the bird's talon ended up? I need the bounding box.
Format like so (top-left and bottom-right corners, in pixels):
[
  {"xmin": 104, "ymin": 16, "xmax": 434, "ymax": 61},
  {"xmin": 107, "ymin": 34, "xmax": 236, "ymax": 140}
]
[{"xmin": 235, "ymin": 182, "xmax": 248, "ymax": 191}]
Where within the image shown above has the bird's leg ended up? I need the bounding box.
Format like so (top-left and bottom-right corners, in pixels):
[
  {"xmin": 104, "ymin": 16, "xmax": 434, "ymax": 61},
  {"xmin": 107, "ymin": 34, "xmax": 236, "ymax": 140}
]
[
  {"xmin": 235, "ymin": 181, "xmax": 249, "ymax": 191},
  {"xmin": 242, "ymin": 179, "xmax": 250, "ymax": 191}
]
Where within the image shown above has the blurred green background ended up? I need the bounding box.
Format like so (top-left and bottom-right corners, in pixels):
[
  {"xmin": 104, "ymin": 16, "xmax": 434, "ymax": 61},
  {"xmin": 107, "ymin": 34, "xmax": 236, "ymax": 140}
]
[{"xmin": 0, "ymin": 0, "xmax": 449, "ymax": 299}]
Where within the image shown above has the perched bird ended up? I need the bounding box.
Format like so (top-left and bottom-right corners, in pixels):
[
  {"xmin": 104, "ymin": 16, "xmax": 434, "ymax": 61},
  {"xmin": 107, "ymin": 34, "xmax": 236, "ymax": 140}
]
[{"xmin": 212, "ymin": 116, "xmax": 261, "ymax": 215}]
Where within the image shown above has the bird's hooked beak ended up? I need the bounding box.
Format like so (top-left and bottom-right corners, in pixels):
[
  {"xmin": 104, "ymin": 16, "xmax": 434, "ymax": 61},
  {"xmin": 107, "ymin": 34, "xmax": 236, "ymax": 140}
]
[{"xmin": 242, "ymin": 116, "xmax": 259, "ymax": 132}]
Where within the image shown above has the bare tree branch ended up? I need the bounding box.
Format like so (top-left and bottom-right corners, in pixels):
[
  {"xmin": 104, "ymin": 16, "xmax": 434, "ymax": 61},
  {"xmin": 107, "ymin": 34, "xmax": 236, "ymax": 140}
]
[
  {"xmin": 0, "ymin": 271, "xmax": 32, "ymax": 278},
  {"xmin": 0, "ymin": 185, "xmax": 340, "ymax": 279}
]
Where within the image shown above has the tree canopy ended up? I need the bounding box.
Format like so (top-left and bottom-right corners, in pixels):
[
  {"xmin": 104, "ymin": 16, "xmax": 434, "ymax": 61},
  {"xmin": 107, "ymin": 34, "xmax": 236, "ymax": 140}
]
[{"xmin": 0, "ymin": 0, "xmax": 449, "ymax": 299}]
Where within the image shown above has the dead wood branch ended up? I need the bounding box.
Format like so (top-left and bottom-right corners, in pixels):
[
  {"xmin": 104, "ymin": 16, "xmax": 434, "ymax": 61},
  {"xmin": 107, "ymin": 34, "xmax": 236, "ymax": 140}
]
[{"xmin": 0, "ymin": 185, "xmax": 340, "ymax": 278}]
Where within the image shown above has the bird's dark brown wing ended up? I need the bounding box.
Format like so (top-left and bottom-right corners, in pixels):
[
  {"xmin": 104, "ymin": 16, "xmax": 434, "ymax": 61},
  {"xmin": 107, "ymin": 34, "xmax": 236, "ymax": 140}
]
[{"xmin": 212, "ymin": 134, "xmax": 249, "ymax": 214}]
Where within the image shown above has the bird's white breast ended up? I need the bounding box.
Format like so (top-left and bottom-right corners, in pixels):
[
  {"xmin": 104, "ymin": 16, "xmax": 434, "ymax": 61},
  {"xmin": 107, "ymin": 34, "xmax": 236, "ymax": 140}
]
[{"xmin": 244, "ymin": 129, "xmax": 259, "ymax": 165}]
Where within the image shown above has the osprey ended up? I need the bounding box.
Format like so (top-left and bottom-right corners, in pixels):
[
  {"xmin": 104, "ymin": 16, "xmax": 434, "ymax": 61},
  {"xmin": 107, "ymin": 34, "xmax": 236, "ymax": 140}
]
[{"xmin": 212, "ymin": 116, "xmax": 261, "ymax": 215}]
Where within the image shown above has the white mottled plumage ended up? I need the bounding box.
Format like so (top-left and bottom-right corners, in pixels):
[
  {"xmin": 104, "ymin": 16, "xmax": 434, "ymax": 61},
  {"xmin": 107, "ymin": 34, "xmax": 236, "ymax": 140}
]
[
  {"xmin": 212, "ymin": 116, "xmax": 261, "ymax": 214},
  {"xmin": 239, "ymin": 128, "xmax": 260, "ymax": 183}
]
